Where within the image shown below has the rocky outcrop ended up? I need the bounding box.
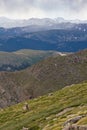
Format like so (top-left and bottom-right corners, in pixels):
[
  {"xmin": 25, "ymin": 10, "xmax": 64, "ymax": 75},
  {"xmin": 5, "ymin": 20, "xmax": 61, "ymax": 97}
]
[
  {"xmin": 63, "ymin": 115, "xmax": 87, "ymax": 130},
  {"xmin": 63, "ymin": 125, "xmax": 87, "ymax": 130},
  {"xmin": 63, "ymin": 115, "xmax": 86, "ymax": 126}
]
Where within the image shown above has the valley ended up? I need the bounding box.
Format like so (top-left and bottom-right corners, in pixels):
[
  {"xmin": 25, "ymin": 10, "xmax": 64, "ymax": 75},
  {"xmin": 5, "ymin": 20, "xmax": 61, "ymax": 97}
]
[{"xmin": 0, "ymin": 49, "xmax": 57, "ymax": 71}]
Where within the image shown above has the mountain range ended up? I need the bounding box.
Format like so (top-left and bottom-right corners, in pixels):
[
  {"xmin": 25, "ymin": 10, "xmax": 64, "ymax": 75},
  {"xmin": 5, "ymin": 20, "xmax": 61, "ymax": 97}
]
[
  {"xmin": 0, "ymin": 25, "xmax": 87, "ymax": 52},
  {"xmin": 0, "ymin": 49, "xmax": 87, "ymax": 108},
  {"xmin": 0, "ymin": 17, "xmax": 87, "ymax": 28},
  {"xmin": 0, "ymin": 17, "xmax": 87, "ymax": 52}
]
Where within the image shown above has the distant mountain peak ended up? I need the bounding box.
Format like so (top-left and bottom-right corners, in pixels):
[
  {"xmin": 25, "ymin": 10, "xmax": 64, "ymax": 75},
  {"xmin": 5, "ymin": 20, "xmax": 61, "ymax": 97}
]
[{"xmin": 0, "ymin": 17, "xmax": 87, "ymax": 28}]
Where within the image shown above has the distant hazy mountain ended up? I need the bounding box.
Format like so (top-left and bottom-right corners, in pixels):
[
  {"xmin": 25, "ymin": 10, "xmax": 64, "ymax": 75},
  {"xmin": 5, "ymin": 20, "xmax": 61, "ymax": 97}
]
[
  {"xmin": 0, "ymin": 17, "xmax": 87, "ymax": 28},
  {"xmin": 0, "ymin": 17, "xmax": 87, "ymax": 52},
  {"xmin": 0, "ymin": 26, "xmax": 87, "ymax": 52}
]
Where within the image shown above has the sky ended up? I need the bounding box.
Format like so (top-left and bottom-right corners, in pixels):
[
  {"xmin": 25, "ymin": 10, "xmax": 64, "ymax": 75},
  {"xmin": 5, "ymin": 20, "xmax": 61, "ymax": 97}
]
[{"xmin": 0, "ymin": 0, "xmax": 87, "ymax": 20}]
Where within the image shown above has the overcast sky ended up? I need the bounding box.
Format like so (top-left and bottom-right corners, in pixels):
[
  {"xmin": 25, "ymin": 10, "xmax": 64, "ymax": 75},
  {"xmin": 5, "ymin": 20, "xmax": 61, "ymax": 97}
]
[{"xmin": 0, "ymin": 0, "xmax": 87, "ymax": 20}]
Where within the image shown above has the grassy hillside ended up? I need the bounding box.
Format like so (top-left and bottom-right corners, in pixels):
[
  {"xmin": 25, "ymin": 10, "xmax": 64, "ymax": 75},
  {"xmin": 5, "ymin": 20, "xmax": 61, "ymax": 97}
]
[
  {"xmin": 0, "ymin": 82, "xmax": 87, "ymax": 130},
  {"xmin": 0, "ymin": 49, "xmax": 56, "ymax": 71},
  {"xmin": 0, "ymin": 49, "xmax": 87, "ymax": 108}
]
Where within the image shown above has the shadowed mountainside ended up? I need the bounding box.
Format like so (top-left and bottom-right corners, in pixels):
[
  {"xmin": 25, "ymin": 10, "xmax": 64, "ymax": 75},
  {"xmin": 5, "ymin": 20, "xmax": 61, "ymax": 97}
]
[{"xmin": 0, "ymin": 49, "xmax": 58, "ymax": 71}]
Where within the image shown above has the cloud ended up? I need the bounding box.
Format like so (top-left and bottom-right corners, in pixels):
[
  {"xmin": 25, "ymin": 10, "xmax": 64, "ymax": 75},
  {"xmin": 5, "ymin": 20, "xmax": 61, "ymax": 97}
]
[
  {"xmin": 66, "ymin": 0, "xmax": 87, "ymax": 11},
  {"xmin": 0, "ymin": 0, "xmax": 41, "ymax": 18},
  {"xmin": 0, "ymin": 0, "xmax": 87, "ymax": 20}
]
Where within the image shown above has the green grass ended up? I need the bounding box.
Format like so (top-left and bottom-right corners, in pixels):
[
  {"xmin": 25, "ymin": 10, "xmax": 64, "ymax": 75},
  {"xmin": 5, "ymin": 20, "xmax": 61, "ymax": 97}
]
[{"xmin": 0, "ymin": 82, "xmax": 87, "ymax": 130}]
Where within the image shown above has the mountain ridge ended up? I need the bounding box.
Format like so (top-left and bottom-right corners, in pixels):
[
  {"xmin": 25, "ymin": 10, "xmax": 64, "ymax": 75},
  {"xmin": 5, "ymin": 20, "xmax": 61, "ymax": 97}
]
[
  {"xmin": 0, "ymin": 49, "xmax": 59, "ymax": 71},
  {"xmin": 0, "ymin": 49, "xmax": 87, "ymax": 108},
  {"xmin": 0, "ymin": 17, "xmax": 87, "ymax": 28},
  {"xmin": 0, "ymin": 27, "xmax": 87, "ymax": 52}
]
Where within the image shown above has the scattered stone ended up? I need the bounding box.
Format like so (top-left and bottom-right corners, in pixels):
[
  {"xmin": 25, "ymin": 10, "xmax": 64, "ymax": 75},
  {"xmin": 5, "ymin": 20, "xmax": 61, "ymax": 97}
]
[
  {"xmin": 53, "ymin": 118, "xmax": 57, "ymax": 121},
  {"xmin": 55, "ymin": 64, "xmax": 57, "ymax": 67},
  {"xmin": 46, "ymin": 117, "xmax": 51, "ymax": 120},
  {"xmin": 48, "ymin": 93, "xmax": 53, "ymax": 96},
  {"xmin": 22, "ymin": 127, "xmax": 28, "ymax": 130},
  {"xmin": 0, "ymin": 88, "xmax": 5, "ymax": 95}
]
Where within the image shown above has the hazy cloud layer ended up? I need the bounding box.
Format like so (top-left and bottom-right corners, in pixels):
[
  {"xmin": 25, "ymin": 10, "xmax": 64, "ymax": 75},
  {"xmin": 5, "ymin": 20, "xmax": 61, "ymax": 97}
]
[{"xmin": 0, "ymin": 0, "xmax": 87, "ymax": 19}]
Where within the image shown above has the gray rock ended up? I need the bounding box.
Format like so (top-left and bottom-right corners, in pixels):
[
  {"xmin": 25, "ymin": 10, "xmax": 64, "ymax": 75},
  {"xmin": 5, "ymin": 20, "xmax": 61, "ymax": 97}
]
[
  {"xmin": 63, "ymin": 125, "xmax": 87, "ymax": 130},
  {"xmin": 22, "ymin": 127, "xmax": 28, "ymax": 130},
  {"xmin": 64, "ymin": 115, "xmax": 86, "ymax": 126}
]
